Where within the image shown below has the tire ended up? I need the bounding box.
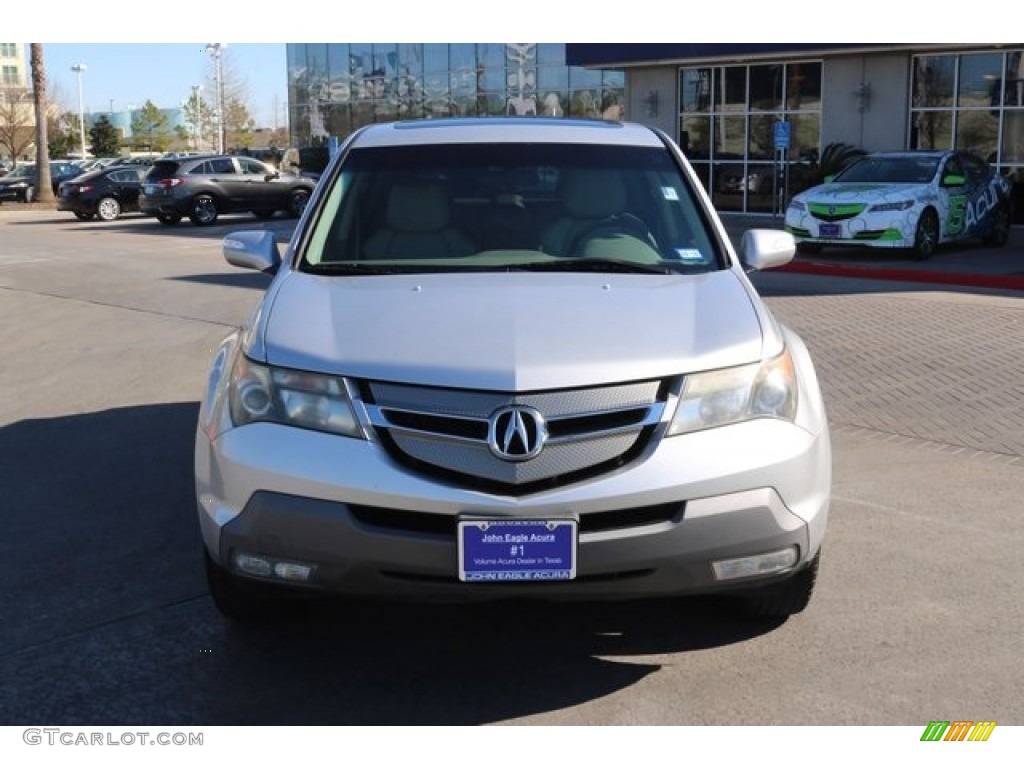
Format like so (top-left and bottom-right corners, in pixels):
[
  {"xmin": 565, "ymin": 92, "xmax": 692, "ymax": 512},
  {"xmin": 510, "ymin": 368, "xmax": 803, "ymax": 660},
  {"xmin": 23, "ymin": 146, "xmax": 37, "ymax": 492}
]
[
  {"xmin": 23, "ymin": 185, "xmax": 35, "ymax": 203},
  {"xmin": 96, "ymin": 196, "xmax": 121, "ymax": 222},
  {"xmin": 288, "ymin": 188, "xmax": 311, "ymax": 218},
  {"xmin": 156, "ymin": 213, "xmax": 182, "ymax": 225},
  {"xmin": 910, "ymin": 208, "xmax": 939, "ymax": 260},
  {"xmin": 73, "ymin": 211, "xmax": 94, "ymax": 221},
  {"xmin": 252, "ymin": 209, "xmax": 275, "ymax": 220},
  {"xmin": 189, "ymin": 194, "xmax": 219, "ymax": 225},
  {"xmin": 733, "ymin": 551, "xmax": 820, "ymax": 619},
  {"xmin": 983, "ymin": 204, "xmax": 1010, "ymax": 247},
  {"xmin": 204, "ymin": 549, "xmax": 304, "ymax": 623}
]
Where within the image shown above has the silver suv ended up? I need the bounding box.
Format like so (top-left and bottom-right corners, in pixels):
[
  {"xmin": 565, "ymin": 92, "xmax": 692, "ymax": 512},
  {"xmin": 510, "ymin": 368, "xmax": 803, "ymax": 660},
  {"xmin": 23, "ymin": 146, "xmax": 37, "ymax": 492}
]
[{"xmin": 196, "ymin": 118, "xmax": 830, "ymax": 621}]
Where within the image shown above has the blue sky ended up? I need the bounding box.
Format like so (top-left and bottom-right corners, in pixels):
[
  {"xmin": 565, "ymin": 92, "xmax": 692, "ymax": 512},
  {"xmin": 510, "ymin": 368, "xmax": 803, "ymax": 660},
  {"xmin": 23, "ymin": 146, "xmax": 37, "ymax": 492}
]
[{"xmin": 39, "ymin": 44, "xmax": 288, "ymax": 128}]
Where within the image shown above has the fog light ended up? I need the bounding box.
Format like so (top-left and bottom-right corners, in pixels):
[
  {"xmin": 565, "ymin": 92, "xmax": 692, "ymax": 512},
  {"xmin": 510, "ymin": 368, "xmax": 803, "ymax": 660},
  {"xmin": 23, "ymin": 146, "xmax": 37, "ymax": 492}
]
[
  {"xmin": 273, "ymin": 561, "xmax": 315, "ymax": 582},
  {"xmin": 233, "ymin": 551, "xmax": 273, "ymax": 577},
  {"xmin": 711, "ymin": 547, "xmax": 798, "ymax": 581}
]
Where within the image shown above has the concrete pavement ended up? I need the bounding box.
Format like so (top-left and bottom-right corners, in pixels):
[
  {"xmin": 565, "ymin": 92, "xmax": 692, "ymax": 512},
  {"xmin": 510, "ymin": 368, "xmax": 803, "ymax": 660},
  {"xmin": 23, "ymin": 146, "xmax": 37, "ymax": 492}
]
[{"xmin": 721, "ymin": 213, "xmax": 1024, "ymax": 292}]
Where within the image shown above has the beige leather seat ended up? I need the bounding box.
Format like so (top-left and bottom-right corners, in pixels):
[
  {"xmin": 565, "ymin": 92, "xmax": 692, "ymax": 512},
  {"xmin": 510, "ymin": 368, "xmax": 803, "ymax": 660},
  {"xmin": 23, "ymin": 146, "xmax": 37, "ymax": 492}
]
[
  {"xmin": 541, "ymin": 169, "xmax": 643, "ymax": 256},
  {"xmin": 364, "ymin": 182, "xmax": 476, "ymax": 259}
]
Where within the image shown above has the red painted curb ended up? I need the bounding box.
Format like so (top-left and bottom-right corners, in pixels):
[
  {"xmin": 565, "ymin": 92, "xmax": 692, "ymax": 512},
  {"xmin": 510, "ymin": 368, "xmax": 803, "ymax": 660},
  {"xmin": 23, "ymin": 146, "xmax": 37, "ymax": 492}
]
[{"xmin": 769, "ymin": 260, "xmax": 1024, "ymax": 292}]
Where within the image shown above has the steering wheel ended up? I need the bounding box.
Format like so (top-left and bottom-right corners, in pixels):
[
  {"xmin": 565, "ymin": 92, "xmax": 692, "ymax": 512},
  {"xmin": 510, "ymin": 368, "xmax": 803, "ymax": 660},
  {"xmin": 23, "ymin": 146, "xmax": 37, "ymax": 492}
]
[{"xmin": 566, "ymin": 213, "xmax": 659, "ymax": 256}]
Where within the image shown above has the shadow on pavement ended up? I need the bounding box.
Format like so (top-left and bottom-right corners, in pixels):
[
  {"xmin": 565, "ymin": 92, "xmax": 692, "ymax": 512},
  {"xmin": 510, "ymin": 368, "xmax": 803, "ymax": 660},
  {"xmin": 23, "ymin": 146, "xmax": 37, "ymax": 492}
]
[{"xmin": 0, "ymin": 403, "xmax": 785, "ymax": 725}]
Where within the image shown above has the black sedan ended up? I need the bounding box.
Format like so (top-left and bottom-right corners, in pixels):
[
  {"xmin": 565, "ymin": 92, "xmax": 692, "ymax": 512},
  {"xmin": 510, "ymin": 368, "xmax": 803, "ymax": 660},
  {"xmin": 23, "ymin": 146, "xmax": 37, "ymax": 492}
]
[
  {"xmin": 0, "ymin": 161, "xmax": 80, "ymax": 203},
  {"xmin": 58, "ymin": 166, "xmax": 147, "ymax": 221}
]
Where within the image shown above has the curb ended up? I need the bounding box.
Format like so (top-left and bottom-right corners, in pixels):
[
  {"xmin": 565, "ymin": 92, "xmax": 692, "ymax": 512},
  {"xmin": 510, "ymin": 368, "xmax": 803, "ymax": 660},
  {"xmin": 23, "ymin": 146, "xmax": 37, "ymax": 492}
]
[{"xmin": 767, "ymin": 259, "xmax": 1024, "ymax": 292}]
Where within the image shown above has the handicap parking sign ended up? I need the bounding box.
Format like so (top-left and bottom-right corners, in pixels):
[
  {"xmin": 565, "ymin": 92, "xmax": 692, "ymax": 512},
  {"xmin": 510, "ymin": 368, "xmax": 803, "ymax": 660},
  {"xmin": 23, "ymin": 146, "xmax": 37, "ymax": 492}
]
[{"xmin": 773, "ymin": 121, "xmax": 791, "ymax": 150}]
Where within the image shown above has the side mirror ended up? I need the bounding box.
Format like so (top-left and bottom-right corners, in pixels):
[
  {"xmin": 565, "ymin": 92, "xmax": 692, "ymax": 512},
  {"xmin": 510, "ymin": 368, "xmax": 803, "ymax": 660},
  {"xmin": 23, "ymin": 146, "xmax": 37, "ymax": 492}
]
[
  {"xmin": 739, "ymin": 229, "xmax": 796, "ymax": 272},
  {"xmin": 264, "ymin": 172, "xmax": 280, "ymax": 182},
  {"xmin": 223, "ymin": 230, "xmax": 281, "ymax": 274}
]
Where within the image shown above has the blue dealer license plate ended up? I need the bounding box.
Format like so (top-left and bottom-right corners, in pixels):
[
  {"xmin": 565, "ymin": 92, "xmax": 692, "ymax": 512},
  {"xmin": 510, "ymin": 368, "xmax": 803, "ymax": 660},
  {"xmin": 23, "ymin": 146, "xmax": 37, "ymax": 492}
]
[
  {"xmin": 819, "ymin": 223, "xmax": 841, "ymax": 238},
  {"xmin": 458, "ymin": 519, "xmax": 577, "ymax": 582}
]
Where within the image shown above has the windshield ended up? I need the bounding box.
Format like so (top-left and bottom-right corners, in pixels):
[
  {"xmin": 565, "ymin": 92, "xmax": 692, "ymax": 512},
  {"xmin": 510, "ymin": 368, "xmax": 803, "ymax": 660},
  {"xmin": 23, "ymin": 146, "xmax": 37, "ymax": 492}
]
[
  {"xmin": 834, "ymin": 155, "xmax": 940, "ymax": 184},
  {"xmin": 300, "ymin": 142, "xmax": 722, "ymax": 275},
  {"xmin": 5, "ymin": 165, "xmax": 34, "ymax": 180}
]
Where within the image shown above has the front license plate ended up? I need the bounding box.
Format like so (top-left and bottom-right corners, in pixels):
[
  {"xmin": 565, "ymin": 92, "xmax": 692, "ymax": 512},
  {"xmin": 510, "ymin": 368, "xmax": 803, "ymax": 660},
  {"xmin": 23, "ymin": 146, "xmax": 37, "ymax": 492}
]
[
  {"xmin": 458, "ymin": 519, "xmax": 577, "ymax": 582},
  {"xmin": 819, "ymin": 223, "xmax": 841, "ymax": 238},
  {"xmin": 144, "ymin": 184, "xmax": 155, "ymax": 195}
]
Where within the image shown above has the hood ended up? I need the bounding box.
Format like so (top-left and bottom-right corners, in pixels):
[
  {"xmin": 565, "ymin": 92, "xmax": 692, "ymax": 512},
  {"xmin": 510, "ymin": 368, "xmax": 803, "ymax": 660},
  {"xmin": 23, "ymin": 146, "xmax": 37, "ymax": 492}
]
[
  {"xmin": 258, "ymin": 270, "xmax": 765, "ymax": 391},
  {"xmin": 800, "ymin": 181, "xmax": 932, "ymax": 205}
]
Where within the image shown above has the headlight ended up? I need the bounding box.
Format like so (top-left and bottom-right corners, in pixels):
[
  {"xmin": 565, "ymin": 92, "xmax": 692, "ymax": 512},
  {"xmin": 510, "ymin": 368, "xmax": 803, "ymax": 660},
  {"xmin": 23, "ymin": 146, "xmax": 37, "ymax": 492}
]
[
  {"xmin": 786, "ymin": 199, "xmax": 805, "ymax": 213},
  {"xmin": 228, "ymin": 355, "xmax": 363, "ymax": 438},
  {"xmin": 11, "ymin": 182, "xmax": 26, "ymax": 188},
  {"xmin": 667, "ymin": 348, "xmax": 798, "ymax": 436},
  {"xmin": 868, "ymin": 200, "xmax": 914, "ymax": 212}
]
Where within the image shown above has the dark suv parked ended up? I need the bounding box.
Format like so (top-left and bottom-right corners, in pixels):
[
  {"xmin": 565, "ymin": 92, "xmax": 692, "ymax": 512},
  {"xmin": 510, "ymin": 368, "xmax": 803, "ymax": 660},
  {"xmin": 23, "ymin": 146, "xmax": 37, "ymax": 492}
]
[{"xmin": 139, "ymin": 154, "xmax": 316, "ymax": 226}]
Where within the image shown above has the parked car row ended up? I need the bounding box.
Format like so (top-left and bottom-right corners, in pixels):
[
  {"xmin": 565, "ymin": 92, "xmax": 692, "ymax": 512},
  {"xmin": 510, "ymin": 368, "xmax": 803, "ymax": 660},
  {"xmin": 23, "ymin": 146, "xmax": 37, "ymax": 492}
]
[{"xmin": 1, "ymin": 153, "xmax": 318, "ymax": 225}]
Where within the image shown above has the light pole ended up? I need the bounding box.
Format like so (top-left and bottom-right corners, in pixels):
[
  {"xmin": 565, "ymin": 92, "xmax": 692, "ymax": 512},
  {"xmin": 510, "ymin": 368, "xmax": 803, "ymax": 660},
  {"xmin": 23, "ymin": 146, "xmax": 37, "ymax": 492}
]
[
  {"xmin": 71, "ymin": 63, "xmax": 87, "ymax": 159},
  {"xmin": 192, "ymin": 84, "xmax": 203, "ymax": 151},
  {"xmin": 207, "ymin": 43, "xmax": 227, "ymax": 153}
]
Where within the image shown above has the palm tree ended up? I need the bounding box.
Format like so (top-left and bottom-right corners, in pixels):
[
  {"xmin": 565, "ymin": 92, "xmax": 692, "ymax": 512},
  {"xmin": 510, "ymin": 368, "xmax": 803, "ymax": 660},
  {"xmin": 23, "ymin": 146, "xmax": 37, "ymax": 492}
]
[{"xmin": 31, "ymin": 43, "xmax": 54, "ymax": 204}]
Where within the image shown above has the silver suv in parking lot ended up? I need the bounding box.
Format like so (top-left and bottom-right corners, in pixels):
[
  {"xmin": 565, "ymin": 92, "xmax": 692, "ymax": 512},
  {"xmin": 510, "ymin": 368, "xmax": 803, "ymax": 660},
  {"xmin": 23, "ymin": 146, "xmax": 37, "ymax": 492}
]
[{"xmin": 196, "ymin": 118, "xmax": 830, "ymax": 621}]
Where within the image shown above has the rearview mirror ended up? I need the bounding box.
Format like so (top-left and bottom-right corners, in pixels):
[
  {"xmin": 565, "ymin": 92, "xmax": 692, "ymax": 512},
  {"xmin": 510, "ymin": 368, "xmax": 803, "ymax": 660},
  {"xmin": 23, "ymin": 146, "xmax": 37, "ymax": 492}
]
[
  {"xmin": 223, "ymin": 230, "xmax": 281, "ymax": 274},
  {"xmin": 739, "ymin": 229, "xmax": 796, "ymax": 272}
]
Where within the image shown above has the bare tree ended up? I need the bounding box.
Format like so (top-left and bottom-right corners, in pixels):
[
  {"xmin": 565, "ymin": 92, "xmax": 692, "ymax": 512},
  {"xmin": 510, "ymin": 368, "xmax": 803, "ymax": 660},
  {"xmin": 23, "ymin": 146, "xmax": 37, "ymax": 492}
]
[
  {"xmin": 31, "ymin": 43, "xmax": 53, "ymax": 203},
  {"xmin": 206, "ymin": 46, "xmax": 251, "ymax": 151},
  {"xmin": 0, "ymin": 88, "xmax": 35, "ymax": 164}
]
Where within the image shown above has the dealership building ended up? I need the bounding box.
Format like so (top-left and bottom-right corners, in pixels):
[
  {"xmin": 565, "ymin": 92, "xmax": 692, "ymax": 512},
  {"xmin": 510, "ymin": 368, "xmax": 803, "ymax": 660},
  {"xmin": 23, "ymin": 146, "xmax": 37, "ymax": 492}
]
[{"xmin": 286, "ymin": 43, "xmax": 1024, "ymax": 223}]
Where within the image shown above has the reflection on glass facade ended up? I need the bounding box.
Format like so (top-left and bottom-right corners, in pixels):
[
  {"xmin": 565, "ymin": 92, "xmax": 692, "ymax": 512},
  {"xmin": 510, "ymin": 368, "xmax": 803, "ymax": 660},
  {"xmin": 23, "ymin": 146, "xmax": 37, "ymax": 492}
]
[
  {"xmin": 679, "ymin": 61, "xmax": 822, "ymax": 213},
  {"xmin": 912, "ymin": 49, "xmax": 1024, "ymax": 223},
  {"xmin": 286, "ymin": 44, "xmax": 624, "ymax": 146}
]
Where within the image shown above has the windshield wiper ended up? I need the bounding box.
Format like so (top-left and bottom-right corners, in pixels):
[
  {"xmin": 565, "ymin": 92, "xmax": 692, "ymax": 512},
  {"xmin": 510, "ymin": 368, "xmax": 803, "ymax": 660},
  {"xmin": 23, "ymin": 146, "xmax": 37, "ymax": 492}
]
[
  {"xmin": 302, "ymin": 262, "xmax": 414, "ymax": 275},
  {"xmin": 514, "ymin": 258, "xmax": 676, "ymax": 275}
]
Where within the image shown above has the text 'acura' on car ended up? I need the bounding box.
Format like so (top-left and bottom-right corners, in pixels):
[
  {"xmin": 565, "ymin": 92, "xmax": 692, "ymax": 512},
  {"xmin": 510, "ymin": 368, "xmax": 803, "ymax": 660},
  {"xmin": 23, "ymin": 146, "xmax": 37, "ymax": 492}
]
[{"xmin": 195, "ymin": 118, "xmax": 831, "ymax": 622}]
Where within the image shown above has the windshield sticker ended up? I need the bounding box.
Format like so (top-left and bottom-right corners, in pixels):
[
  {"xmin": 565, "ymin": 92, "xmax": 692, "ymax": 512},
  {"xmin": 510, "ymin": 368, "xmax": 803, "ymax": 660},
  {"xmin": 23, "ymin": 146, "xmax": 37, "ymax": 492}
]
[
  {"xmin": 675, "ymin": 248, "xmax": 704, "ymax": 263},
  {"xmin": 662, "ymin": 186, "xmax": 680, "ymax": 201}
]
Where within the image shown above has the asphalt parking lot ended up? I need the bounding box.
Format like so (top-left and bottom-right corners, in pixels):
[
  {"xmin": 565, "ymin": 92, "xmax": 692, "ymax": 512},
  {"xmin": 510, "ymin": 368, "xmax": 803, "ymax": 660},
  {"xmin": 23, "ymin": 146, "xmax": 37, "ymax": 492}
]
[{"xmin": 1, "ymin": 207, "xmax": 1022, "ymax": 727}]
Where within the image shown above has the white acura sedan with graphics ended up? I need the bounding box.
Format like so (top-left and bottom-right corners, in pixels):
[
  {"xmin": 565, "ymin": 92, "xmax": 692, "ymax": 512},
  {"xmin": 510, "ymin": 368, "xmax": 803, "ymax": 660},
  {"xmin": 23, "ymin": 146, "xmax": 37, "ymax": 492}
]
[
  {"xmin": 196, "ymin": 118, "xmax": 831, "ymax": 622},
  {"xmin": 785, "ymin": 150, "xmax": 1013, "ymax": 259}
]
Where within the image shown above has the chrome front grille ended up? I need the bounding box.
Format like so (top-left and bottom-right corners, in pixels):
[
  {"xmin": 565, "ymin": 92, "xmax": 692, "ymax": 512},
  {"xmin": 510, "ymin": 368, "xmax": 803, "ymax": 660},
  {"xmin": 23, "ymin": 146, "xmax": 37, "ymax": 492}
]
[{"xmin": 362, "ymin": 379, "xmax": 668, "ymax": 491}]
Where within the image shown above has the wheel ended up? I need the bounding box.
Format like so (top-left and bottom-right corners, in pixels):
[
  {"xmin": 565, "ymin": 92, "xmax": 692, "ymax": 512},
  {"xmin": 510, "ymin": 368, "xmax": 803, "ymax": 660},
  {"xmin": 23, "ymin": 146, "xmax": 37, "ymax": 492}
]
[
  {"xmin": 983, "ymin": 204, "xmax": 1010, "ymax": 247},
  {"xmin": 204, "ymin": 549, "xmax": 304, "ymax": 622},
  {"xmin": 96, "ymin": 196, "xmax": 122, "ymax": 221},
  {"xmin": 252, "ymin": 209, "xmax": 275, "ymax": 220},
  {"xmin": 156, "ymin": 213, "xmax": 182, "ymax": 225},
  {"xmin": 910, "ymin": 208, "xmax": 939, "ymax": 260},
  {"xmin": 73, "ymin": 211, "xmax": 94, "ymax": 221},
  {"xmin": 733, "ymin": 551, "xmax": 820, "ymax": 619},
  {"xmin": 796, "ymin": 241, "xmax": 823, "ymax": 255},
  {"xmin": 288, "ymin": 188, "xmax": 311, "ymax": 218},
  {"xmin": 23, "ymin": 185, "xmax": 35, "ymax": 203},
  {"xmin": 189, "ymin": 194, "xmax": 219, "ymax": 225}
]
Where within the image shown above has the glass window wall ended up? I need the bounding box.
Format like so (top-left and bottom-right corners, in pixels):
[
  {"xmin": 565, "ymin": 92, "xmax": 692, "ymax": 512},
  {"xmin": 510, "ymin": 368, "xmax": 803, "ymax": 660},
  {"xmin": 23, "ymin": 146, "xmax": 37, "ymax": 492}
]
[
  {"xmin": 288, "ymin": 44, "xmax": 623, "ymax": 145},
  {"xmin": 680, "ymin": 60, "xmax": 823, "ymax": 213}
]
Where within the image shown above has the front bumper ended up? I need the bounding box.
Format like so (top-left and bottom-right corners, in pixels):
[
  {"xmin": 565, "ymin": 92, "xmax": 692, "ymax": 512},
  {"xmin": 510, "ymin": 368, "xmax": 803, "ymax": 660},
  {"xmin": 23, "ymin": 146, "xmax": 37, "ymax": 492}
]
[
  {"xmin": 785, "ymin": 210, "xmax": 915, "ymax": 248},
  {"xmin": 196, "ymin": 416, "xmax": 830, "ymax": 600}
]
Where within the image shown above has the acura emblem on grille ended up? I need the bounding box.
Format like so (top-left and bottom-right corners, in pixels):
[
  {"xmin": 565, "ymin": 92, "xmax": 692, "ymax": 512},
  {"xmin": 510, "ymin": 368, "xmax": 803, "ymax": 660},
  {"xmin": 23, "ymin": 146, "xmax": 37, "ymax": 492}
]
[
  {"xmin": 828, "ymin": 205, "xmax": 836, "ymax": 215},
  {"xmin": 488, "ymin": 406, "xmax": 547, "ymax": 461}
]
